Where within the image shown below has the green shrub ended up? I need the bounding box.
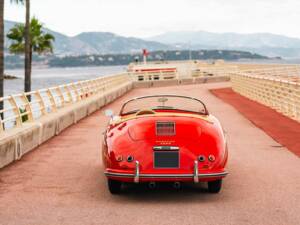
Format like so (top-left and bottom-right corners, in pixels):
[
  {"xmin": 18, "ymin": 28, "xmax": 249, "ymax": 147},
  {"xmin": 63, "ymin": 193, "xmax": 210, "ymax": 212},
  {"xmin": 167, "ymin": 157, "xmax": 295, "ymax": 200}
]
[{"xmin": 19, "ymin": 108, "xmax": 29, "ymax": 122}]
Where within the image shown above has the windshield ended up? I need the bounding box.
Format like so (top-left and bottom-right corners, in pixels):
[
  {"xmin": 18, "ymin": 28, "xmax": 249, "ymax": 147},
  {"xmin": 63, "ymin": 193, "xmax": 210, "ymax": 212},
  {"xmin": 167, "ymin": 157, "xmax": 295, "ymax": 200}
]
[{"xmin": 120, "ymin": 95, "xmax": 208, "ymax": 115}]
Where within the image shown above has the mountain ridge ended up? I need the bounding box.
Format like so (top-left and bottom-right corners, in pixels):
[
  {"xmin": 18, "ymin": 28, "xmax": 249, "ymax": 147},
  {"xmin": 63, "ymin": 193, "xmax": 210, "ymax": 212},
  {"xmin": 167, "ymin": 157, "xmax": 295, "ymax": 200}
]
[
  {"xmin": 148, "ymin": 31, "xmax": 300, "ymax": 58},
  {"xmin": 4, "ymin": 20, "xmax": 300, "ymax": 58},
  {"xmin": 4, "ymin": 20, "xmax": 171, "ymax": 55}
]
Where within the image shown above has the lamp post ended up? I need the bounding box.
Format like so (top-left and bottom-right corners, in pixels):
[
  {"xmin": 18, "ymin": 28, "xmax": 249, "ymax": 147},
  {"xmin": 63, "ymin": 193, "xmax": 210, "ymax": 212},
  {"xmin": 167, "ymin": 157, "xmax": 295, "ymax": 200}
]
[
  {"xmin": 189, "ymin": 41, "xmax": 192, "ymax": 61},
  {"xmin": 143, "ymin": 49, "xmax": 148, "ymax": 64}
]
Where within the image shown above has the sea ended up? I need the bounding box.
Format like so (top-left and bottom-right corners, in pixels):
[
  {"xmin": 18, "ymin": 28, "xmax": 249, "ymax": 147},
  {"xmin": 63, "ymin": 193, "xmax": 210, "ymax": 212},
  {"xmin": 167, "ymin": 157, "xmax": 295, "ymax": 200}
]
[
  {"xmin": 4, "ymin": 59, "xmax": 300, "ymax": 96},
  {"xmin": 4, "ymin": 65, "xmax": 127, "ymax": 96}
]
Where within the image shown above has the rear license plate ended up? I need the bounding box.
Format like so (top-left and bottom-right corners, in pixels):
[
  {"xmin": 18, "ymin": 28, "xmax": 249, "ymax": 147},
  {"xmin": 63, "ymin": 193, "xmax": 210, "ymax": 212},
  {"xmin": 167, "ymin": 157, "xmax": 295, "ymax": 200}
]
[{"xmin": 154, "ymin": 151, "xmax": 179, "ymax": 168}]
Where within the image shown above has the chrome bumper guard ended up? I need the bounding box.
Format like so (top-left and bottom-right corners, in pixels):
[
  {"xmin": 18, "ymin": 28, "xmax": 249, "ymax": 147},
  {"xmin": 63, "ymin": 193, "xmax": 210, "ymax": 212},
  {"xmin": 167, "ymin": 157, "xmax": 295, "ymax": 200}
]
[
  {"xmin": 194, "ymin": 160, "xmax": 199, "ymax": 183},
  {"xmin": 105, "ymin": 160, "xmax": 228, "ymax": 183},
  {"xmin": 134, "ymin": 161, "xmax": 140, "ymax": 183}
]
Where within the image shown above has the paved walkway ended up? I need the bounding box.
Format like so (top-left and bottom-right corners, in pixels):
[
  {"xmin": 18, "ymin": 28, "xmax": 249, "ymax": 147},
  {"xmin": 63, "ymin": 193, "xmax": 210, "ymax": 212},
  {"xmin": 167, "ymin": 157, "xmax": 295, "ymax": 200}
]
[{"xmin": 0, "ymin": 82, "xmax": 299, "ymax": 225}]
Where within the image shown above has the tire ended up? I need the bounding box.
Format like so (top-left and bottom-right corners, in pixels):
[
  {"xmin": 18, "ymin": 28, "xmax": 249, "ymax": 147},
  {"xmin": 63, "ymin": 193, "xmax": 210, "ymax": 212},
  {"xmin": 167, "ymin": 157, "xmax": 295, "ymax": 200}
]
[
  {"xmin": 207, "ymin": 179, "xmax": 222, "ymax": 193},
  {"xmin": 108, "ymin": 179, "xmax": 122, "ymax": 194}
]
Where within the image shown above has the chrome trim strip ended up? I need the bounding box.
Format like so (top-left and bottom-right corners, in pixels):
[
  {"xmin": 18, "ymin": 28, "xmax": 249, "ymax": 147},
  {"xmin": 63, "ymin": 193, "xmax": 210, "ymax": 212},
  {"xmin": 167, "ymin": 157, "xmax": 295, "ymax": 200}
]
[
  {"xmin": 134, "ymin": 161, "xmax": 140, "ymax": 183},
  {"xmin": 153, "ymin": 146, "xmax": 179, "ymax": 151},
  {"xmin": 194, "ymin": 160, "xmax": 199, "ymax": 183},
  {"xmin": 104, "ymin": 171, "xmax": 228, "ymax": 179}
]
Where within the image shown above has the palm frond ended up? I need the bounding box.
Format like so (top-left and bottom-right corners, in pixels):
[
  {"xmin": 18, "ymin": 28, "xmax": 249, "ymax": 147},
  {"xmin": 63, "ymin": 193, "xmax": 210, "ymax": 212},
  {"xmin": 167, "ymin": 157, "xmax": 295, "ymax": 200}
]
[
  {"xmin": 44, "ymin": 33, "xmax": 55, "ymax": 42},
  {"xmin": 7, "ymin": 24, "xmax": 25, "ymax": 54},
  {"xmin": 7, "ymin": 17, "xmax": 55, "ymax": 55},
  {"xmin": 7, "ymin": 24, "xmax": 24, "ymax": 37},
  {"xmin": 9, "ymin": 42, "xmax": 25, "ymax": 54}
]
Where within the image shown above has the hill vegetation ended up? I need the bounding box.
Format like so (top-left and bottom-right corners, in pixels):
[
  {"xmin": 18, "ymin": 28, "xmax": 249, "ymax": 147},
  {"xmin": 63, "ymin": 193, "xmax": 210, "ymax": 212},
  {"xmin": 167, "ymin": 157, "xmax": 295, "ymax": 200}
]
[{"xmin": 6, "ymin": 50, "xmax": 269, "ymax": 69}]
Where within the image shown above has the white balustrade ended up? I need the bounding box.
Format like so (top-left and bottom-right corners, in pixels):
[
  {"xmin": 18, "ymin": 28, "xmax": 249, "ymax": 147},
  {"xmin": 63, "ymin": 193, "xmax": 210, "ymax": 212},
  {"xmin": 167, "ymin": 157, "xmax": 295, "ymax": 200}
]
[{"xmin": 0, "ymin": 73, "xmax": 131, "ymax": 133}]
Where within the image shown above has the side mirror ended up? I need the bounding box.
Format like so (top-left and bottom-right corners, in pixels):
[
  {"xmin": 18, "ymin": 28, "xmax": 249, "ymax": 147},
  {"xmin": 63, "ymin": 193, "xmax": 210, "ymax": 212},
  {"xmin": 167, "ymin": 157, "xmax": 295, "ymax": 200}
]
[{"xmin": 105, "ymin": 109, "xmax": 114, "ymax": 118}]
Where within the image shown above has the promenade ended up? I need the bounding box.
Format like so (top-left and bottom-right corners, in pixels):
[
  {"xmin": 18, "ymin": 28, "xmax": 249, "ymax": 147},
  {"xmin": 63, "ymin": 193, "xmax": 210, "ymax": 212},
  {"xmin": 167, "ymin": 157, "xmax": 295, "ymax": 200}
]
[{"xmin": 0, "ymin": 82, "xmax": 299, "ymax": 225}]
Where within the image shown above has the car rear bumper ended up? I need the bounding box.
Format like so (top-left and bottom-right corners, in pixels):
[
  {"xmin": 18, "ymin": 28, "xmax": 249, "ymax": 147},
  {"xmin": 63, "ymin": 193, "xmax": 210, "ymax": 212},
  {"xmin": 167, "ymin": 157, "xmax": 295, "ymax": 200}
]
[{"xmin": 104, "ymin": 160, "xmax": 228, "ymax": 183}]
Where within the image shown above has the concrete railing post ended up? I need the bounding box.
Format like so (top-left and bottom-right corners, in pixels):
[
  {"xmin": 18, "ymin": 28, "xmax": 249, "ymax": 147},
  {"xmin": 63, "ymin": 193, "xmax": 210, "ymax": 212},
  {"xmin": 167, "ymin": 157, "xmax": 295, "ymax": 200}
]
[
  {"xmin": 55, "ymin": 87, "xmax": 65, "ymax": 107},
  {"xmin": 64, "ymin": 85, "xmax": 73, "ymax": 104},
  {"xmin": 36, "ymin": 91, "xmax": 47, "ymax": 116},
  {"xmin": 71, "ymin": 84, "xmax": 80, "ymax": 102},
  {"xmin": 22, "ymin": 94, "xmax": 34, "ymax": 122},
  {"xmin": 9, "ymin": 96, "xmax": 22, "ymax": 127},
  {"xmin": 46, "ymin": 89, "xmax": 57, "ymax": 112}
]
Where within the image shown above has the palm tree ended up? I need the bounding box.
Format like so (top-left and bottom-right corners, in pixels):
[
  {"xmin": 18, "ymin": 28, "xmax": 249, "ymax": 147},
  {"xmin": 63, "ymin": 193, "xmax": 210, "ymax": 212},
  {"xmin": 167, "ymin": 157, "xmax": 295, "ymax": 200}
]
[
  {"xmin": 24, "ymin": 0, "xmax": 30, "ymax": 93},
  {"xmin": 7, "ymin": 18, "xmax": 55, "ymax": 93},
  {"xmin": 0, "ymin": 0, "xmax": 24, "ymax": 112},
  {"xmin": 0, "ymin": 0, "xmax": 4, "ymax": 112}
]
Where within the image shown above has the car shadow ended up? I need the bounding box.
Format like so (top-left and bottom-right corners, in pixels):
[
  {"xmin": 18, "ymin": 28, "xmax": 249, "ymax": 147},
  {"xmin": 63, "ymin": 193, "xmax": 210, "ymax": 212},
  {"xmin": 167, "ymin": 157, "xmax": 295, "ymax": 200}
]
[
  {"xmin": 111, "ymin": 182, "xmax": 223, "ymax": 204},
  {"xmin": 90, "ymin": 166, "xmax": 227, "ymax": 204}
]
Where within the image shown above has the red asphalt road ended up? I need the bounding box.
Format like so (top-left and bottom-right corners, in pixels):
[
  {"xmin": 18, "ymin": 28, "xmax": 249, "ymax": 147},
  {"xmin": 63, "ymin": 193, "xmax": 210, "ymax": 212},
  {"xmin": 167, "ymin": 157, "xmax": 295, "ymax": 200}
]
[{"xmin": 0, "ymin": 82, "xmax": 299, "ymax": 225}]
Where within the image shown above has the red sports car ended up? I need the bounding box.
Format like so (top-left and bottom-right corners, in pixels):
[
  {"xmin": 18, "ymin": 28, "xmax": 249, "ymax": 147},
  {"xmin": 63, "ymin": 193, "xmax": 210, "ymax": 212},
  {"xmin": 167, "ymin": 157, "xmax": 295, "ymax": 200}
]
[{"xmin": 102, "ymin": 95, "xmax": 228, "ymax": 194}]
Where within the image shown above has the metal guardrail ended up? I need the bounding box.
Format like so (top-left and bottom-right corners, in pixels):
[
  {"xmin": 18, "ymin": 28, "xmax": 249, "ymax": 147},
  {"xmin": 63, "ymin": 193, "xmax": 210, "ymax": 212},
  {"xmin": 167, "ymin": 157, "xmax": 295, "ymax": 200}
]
[{"xmin": 0, "ymin": 73, "xmax": 131, "ymax": 133}]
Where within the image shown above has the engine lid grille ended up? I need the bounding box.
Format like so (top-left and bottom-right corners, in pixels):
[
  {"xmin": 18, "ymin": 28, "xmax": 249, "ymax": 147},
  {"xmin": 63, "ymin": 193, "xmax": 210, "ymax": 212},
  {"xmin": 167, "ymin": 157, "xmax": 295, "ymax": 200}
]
[{"xmin": 156, "ymin": 121, "xmax": 175, "ymax": 136}]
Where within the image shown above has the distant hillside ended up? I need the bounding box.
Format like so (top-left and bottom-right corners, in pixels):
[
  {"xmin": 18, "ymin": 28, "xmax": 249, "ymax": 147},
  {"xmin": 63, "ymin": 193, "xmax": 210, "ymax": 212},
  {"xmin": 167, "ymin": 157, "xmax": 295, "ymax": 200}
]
[
  {"xmin": 4, "ymin": 20, "xmax": 171, "ymax": 55},
  {"xmin": 54, "ymin": 50, "xmax": 266, "ymax": 68},
  {"xmin": 148, "ymin": 31, "xmax": 300, "ymax": 58},
  {"xmin": 74, "ymin": 32, "xmax": 170, "ymax": 54},
  {"xmin": 5, "ymin": 20, "xmax": 299, "ymax": 58},
  {"xmin": 8, "ymin": 50, "xmax": 266, "ymax": 69}
]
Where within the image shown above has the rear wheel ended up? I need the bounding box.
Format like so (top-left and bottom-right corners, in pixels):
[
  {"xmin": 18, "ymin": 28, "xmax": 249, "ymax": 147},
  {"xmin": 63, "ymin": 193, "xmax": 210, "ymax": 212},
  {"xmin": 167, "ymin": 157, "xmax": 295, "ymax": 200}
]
[
  {"xmin": 108, "ymin": 179, "xmax": 122, "ymax": 194},
  {"xmin": 207, "ymin": 179, "xmax": 222, "ymax": 193}
]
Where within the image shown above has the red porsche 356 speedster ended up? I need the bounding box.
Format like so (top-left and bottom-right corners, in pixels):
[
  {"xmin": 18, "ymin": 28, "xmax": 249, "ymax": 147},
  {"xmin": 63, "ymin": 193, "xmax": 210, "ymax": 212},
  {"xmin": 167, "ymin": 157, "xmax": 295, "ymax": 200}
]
[{"xmin": 102, "ymin": 95, "xmax": 228, "ymax": 194}]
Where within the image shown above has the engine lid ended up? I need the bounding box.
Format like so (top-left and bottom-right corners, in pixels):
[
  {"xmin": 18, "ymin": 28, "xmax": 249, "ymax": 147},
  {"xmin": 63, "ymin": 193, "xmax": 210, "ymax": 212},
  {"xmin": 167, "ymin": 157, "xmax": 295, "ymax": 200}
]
[{"xmin": 128, "ymin": 117, "xmax": 202, "ymax": 141}]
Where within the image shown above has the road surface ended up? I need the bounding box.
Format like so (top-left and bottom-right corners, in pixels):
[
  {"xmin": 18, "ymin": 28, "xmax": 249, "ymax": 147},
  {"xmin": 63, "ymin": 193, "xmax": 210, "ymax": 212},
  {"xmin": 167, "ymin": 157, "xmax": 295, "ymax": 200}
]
[{"xmin": 0, "ymin": 82, "xmax": 299, "ymax": 225}]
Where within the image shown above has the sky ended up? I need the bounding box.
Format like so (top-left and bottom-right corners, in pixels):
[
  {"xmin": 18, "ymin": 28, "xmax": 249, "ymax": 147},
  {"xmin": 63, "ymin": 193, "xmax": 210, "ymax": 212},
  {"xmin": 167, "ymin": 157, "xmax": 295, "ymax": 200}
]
[{"xmin": 5, "ymin": 0, "xmax": 300, "ymax": 38}]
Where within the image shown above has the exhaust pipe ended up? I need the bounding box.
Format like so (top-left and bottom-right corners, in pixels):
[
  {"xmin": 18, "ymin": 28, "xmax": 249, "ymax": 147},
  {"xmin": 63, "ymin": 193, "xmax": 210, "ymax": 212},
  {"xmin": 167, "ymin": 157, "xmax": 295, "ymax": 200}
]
[
  {"xmin": 173, "ymin": 182, "xmax": 181, "ymax": 189},
  {"xmin": 148, "ymin": 182, "xmax": 156, "ymax": 189}
]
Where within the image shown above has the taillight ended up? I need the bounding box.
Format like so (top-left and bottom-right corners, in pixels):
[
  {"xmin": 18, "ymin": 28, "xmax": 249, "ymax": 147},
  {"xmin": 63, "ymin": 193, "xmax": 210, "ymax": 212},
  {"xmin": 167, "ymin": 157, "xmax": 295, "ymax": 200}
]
[
  {"xmin": 116, "ymin": 155, "xmax": 123, "ymax": 162},
  {"xmin": 208, "ymin": 155, "xmax": 215, "ymax": 162}
]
